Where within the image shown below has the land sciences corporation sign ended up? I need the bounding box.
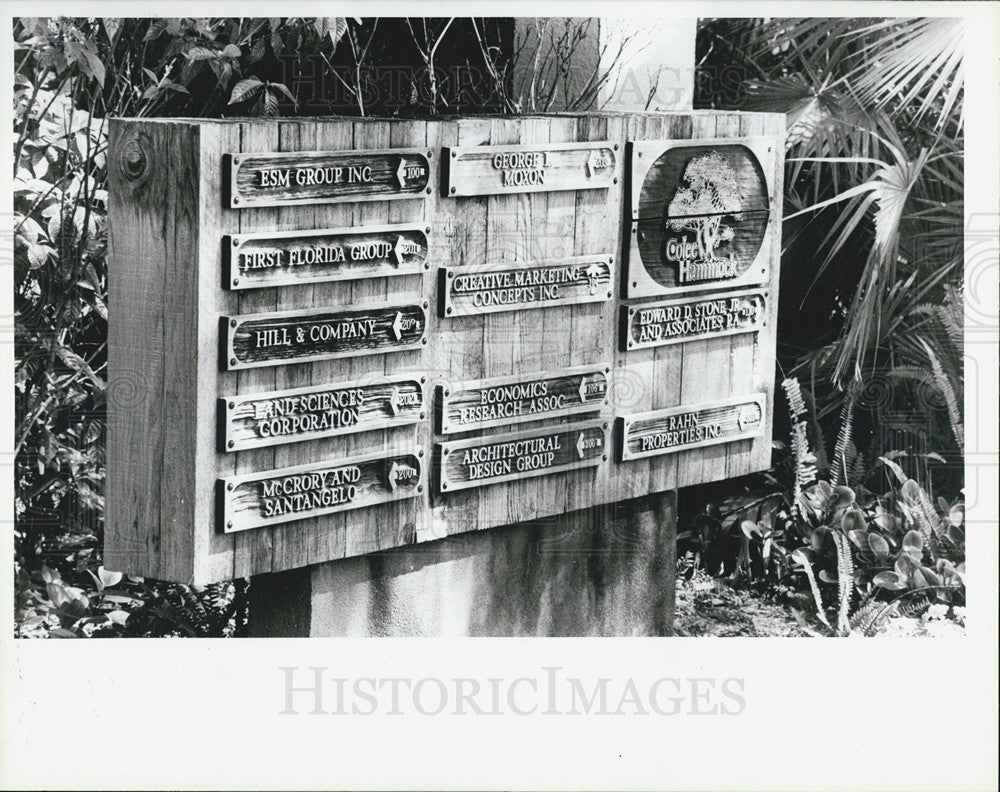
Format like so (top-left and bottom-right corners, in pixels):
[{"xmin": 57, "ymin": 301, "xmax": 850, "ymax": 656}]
[{"xmin": 627, "ymin": 140, "xmax": 772, "ymax": 297}]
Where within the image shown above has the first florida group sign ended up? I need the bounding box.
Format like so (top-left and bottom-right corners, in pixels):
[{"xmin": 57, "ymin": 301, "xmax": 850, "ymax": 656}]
[{"xmin": 105, "ymin": 112, "xmax": 782, "ymax": 584}]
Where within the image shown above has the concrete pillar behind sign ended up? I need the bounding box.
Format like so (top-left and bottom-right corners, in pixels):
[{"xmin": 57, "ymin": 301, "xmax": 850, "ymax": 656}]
[{"xmin": 249, "ymin": 493, "xmax": 677, "ymax": 637}]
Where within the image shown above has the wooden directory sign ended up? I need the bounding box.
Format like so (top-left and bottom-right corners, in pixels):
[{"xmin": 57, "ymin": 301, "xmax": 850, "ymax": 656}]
[
  {"xmin": 437, "ymin": 365, "xmax": 610, "ymax": 434},
  {"xmin": 106, "ymin": 112, "xmax": 783, "ymax": 585},
  {"xmin": 625, "ymin": 137, "xmax": 774, "ymax": 297},
  {"xmin": 617, "ymin": 394, "xmax": 767, "ymax": 461},
  {"xmin": 437, "ymin": 420, "xmax": 608, "ymax": 493},
  {"xmin": 223, "ymin": 223, "xmax": 429, "ymax": 289},
  {"xmin": 218, "ymin": 452, "xmax": 423, "ymax": 532},
  {"xmin": 222, "ymin": 302, "xmax": 428, "ymax": 369},
  {"xmin": 442, "ymin": 142, "xmax": 619, "ymax": 196},
  {"xmin": 219, "ymin": 375, "xmax": 425, "ymax": 451},
  {"xmin": 225, "ymin": 148, "xmax": 432, "ymax": 208},
  {"xmin": 621, "ymin": 289, "xmax": 766, "ymax": 350},
  {"xmin": 440, "ymin": 256, "xmax": 613, "ymax": 316}
]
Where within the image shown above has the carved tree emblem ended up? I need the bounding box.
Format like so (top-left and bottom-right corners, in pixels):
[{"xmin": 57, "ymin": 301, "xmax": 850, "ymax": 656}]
[{"xmin": 666, "ymin": 152, "xmax": 743, "ymax": 260}]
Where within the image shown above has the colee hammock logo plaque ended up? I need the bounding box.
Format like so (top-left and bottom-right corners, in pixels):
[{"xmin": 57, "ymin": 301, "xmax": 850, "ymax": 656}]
[{"xmin": 625, "ymin": 138, "xmax": 774, "ymax": 298}]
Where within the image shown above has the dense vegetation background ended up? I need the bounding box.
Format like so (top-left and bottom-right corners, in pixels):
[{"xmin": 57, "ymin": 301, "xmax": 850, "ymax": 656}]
[{"xmin": 12, "ymin": 17, "xmax": 966, "ymax": 637}]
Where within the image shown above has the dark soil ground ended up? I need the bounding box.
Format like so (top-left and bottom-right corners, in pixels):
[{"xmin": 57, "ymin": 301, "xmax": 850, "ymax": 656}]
[{"xmin": 674, "ymin": 571, "xmax": 813, "ymax": 637}]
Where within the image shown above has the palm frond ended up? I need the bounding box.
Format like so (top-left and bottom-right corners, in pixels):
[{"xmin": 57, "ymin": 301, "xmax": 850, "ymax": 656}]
[{"xmin": 849, "ymin": 18, "xmax": 964, "ymax": 128}]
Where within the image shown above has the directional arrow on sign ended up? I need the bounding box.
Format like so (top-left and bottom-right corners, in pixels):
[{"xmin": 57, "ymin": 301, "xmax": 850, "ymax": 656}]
[
  {"xmin": 388, "ymin": 387, "xmax": 401, "ymax": 416},
  {"xmin": 391, "ymin": 311, "xmax": 404, "ymax": 341},
  {"xmin": 387, "ymin": 461, "xmax": 401, "ymax": 492},
  {"xmin": 738, "ymin": 404, "xmax": 762, "ymax": 430},
  {"xmin": 393, "ymin": 235, "xmax": 406, "ymax": 267},
  {"xmin": 576, "ymin": 432, "xmax": 586, "ymax": 460},
  {"xmin": 396, "ymin": 158, "xmax": 407, "ymax": 189},
  {"xmin": 578, "ymin": 376, "xmax": 588, "ymax": 404},
  {"xmin": 586, "ymin": 149, "xmax": 609, "ymax": 177}
]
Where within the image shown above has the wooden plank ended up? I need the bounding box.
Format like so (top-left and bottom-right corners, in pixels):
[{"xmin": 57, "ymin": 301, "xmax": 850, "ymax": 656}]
[
  {"xmin": 223, "ymin": 302, "xmax": 429, "ymax": 369},
  {"xmin": 224, "ymin": 222, "xmax": 429, "ymax": 290},
  {"xmin": 437, "ymin": 420, "xmax": 609, "ymax": 493},
  {"xmin": 443, "ymin": 140, "xmax": 619, "ymax": 196},
  {"xmin": 618, "ymin": 393, "xmax": 767, "ymax": 461},
  {"xmin": 440, "ymin": 254, "xmax": 613, "ymax": 317},
  {"xmin": 105, "ymin": 120, "xmax": 201, "ymax": 581},
  {"xmin": 378, "ymin": 117, "xmax": 432, "ymax": 553},
  {"xmin": 292, "ymin": 118, "xmax": 356, "ymax": 568},
  {"xmin": 437, "ymin": 364, "xmax": 609, "ymax": 434},
  {"xmin": 219, "ymin": 451, "xmax": 423, "ymax": 532},
  {"xmin": 750, "ymin": 113, "xmax": 784, "ymax": 476},
  {"xmin": 220, "ymin": 375, "xmax": 426, "ymax": 451},
  {"xmin": 622, "ymin": 289, "xmax": 766, "ymax": 350},
  {"xmin": 198, "ymin": 120, "xmax": 243, "ymax": 584},
  {"xmin": 426, "ymin": 117, "xmax": 485, "ymax": 543},
  {"xmin": 227, "ymin": 147, "xmax": 431, "ymax": 207},
  {"xmin": 477, "ymin": 116, "xmax": 529, "ymax": 531},
  {"xmin": 647, "ymin": 112, "xmax": 693, "ymax": 496}
]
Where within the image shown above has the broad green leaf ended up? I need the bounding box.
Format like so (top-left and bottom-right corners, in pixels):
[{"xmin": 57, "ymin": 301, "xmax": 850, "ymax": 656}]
[
  {"xmin": 868, "ymin": 533, "xmax": 890, "ymax": 557},
  {"xmin": 873, "ymin": 571, "xmax": 906, "ymax": 590},
  {"xmin": 229, "ymin": 77, "xmax": 264, "ymax": 104},
  {"xmin": 832, "ymin": 485, "xmax": 856, "ymax": 508},
  {"xmin": 268, "ymin": 81, "xmax": 298, "ymax": 105},
  {"xmin": 895, "ymin": 553, "xmax": 919, "ymax": 578},
  {"xmin": 902, "ymin": 530, "xmax": 923, "ymax": 554},
  {"xmin": 841, "ymin": 507, "xmax": 867, "ymax": 533},
  {"xmin": 911, "ymin": 567, "xmax": 941, "ymax": 589},
  {"xmin": 740, "ymin": 520, "xmax": 759, "ymax": 539},
  {"xmin": 98, "ymin": 566, "xmax": 123, "ymax": 588}
]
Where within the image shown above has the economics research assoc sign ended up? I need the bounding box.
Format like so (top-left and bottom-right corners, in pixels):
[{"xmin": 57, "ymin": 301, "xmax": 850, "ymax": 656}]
[{"xmin": 625, "ymin": 137, "xmax": 775, "ymax": 297}]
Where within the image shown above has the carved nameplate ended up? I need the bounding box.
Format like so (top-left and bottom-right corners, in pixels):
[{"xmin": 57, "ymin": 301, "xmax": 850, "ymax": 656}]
[
  {"xmin": 618, "ymin": 394, "xmax": 766, "ymax": 461},
  {"xmin": 626, "ymin": 137, "xmax": 774, "ymax": 297},
  {"xmin": 225, "ymin": 148, "xmax": 432, "ymax": 208},
  {"xmin": 219, "ymin": 375, "xmax": 425, "ymax": 452},
  {"xmin": 218, "ymin": 452, "xmax": 423, "ymax": 532},
  {"xmin": 437, "ymin": 365, "xmax": 610, "ymax": 434},
  {"xmin": 442, "ymin": 142, "xmax": 619, "ymax": 197},
  {"xmin": 223, "ymin": 223, "xmax": 429, "ymax": 290},
  {"xmin": 621, "ymin": 289, "xmax": 766, "ymax": 350},
  {"xmin": 437, "ymin": 420, "xmax": 608, "ymax": 493},
  {"xmin": 223, "ymin": 302, "xmax": 428, "ymax": 370},
  {"xmin": 440, "ymin": 256, "xmax": 613, "ymax": 317}
]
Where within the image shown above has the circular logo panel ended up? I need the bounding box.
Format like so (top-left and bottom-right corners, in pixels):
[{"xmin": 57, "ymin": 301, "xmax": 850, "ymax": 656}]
[{"xmin": 636, "ymin": 144, "xmax": 769, "ymax": 290}]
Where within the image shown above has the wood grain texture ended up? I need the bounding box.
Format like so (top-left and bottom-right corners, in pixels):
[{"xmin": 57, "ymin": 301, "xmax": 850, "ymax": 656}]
[
  {"xmin": 224, "ymin": 223, "xmax": 429, "ymax": 290},
  {"xmin": 443, "ymin": 141, "xmax": 619, "ymax": 196},
  {"xmin": 437, "ymin": 420, "xmax": 609, "ymax": 493},
  {"xmin": 104, "ymin": 112, "xmax": 784, "ymax": 584},
  {"xmin": 618, "ymin": 393, "xmax": 766, "ymax": 461},
  {"xmin": 228, "ymin": 148, "xmax": 431, "ymax": 207},
  {"xmin": 220, "ymin": 375, "xmax": 425, "ymax": 451},
  {"xmin": 440, "ymin": 255, "xmax": 613, "ymax": 317},
  {"xmin": 224, "ymin": 302, "xmax": 428, "ymax": 368},
  {"xmin": 622, "ymin": 289, "xmax": 766, "ymax": 350},
  {"xmin": 106, "ymin": 120, "xmax": 201, "ymax": 582},
  {"xmin": 437, "ymin": 364, "xmax": 609, "ymax": 434},
  {"xmin": 624, "ymin": 135, "xmax": 774, "ymax": 297},
  {"xmin": 220, "ymin": 451, "xmax": 422, "ymax": 532}
]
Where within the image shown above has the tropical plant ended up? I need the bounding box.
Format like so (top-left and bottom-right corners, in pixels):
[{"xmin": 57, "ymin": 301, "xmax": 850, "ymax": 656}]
[{"xmin": 695, "ymin": 18, "xmax": 964, "ymax": 485}]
